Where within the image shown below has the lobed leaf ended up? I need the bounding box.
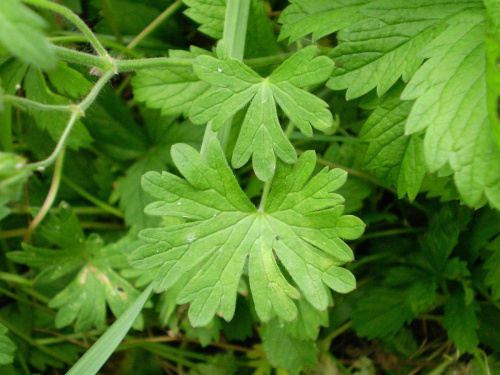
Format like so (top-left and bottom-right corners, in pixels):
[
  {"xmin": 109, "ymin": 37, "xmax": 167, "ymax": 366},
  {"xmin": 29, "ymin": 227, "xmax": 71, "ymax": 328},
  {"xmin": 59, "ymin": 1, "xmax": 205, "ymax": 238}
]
[
  {"xmin": 8, "ymin": 204, "xmax": 142, "ymax": 332},
  {"xmin": 190, "ymin": 45, "xmax": 335, "ymax": 181},
  {"xmin": 402, "ymin": 10, "xmax": 500, "ymax": 209},
  {"xmin": 131, "ymin": 139, "xmax": 363, "ymax": 326}
]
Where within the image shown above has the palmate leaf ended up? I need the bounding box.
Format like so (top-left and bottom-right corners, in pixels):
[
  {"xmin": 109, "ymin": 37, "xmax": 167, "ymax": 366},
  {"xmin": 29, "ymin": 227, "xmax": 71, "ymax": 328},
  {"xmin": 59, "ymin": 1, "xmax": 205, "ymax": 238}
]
[
  {"xmin": 8, "ymin": 204, "xmax": 142, "ymax": 332},
  {"xmin": 131, "ymin": 139, "xmax": 364, "ymax": 327},
  {"xmin": 402, "ymin": 10, "xmax": 500, "ymax": 209},
  {"xmin": 190, "ymin": 45, "xmax": 335, "ymax": 181},
  {"xmin": 326, "ymin": 0, "xmax": 483, "ymax": 99}
]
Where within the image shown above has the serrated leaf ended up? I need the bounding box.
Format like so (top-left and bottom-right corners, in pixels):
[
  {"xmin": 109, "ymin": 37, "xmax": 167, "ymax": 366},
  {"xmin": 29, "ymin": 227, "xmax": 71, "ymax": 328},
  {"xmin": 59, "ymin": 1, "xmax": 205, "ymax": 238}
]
[
  {"xmin": 132, "ymin": 48, "xmax": 212, "ymax": 117},
  {"xmin": 278, "ymin": 0, "xmax": 366, "ymax": 43},
  {"xmin": 23, "ymin": 68, "xmax": 93, "ymax": 150},
  {"xmin": 0, "ymin": 0, "xmax": 56, "ymax": 70},
  {"xmin": 183, "ymin": 0, "xmax": 226, "ymax": 39},
  {"xmin": 8, "ymin": 204, "xmax": 142, "ymax": 332},
  {"xmin": 485, "ymin": 249, "xmax": 500, "ymax": 300},
  {"xmin": 418, "ymin": 204, "xmax": 471, "ymax": 273},
  {"xmin": 261, "ymin": 319, "xmax": 318, "ymax": 375},
  {"xmin": 353, "ymin": 280, "xmax": 436, "ymax": 339},
  {"xmin": 327, "ymin": 0, "xmax": 483, "ymax": 99},
  {"xmin": 443, "ymin": 289, "xmax": 479, "ymax": 353},
  {"xmin": 360, "ymin": 85, "xmax": 425, "ymax": 200},
  {"xmin": 190, "ymin": 45, "xmax": 335, "ymax": 181},
  {"xmin": 0, "ymin": 323, "xmax": 16, "ymax": 365},
  {"xmin": 45, "ymin": 62, "xmax": 92, "ymax": 99},
  {"xmin": 131, "ymin": 139, "xmax": 363, "ymax": 326},
  {"xmin": 402, "ymin": 10, "xmax": 500, "ymax": 209}
]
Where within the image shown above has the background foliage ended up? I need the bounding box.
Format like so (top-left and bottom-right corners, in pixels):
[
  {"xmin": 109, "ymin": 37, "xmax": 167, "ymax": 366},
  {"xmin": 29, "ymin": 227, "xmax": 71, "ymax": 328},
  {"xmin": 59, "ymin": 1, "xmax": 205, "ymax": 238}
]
[{"xmin": 1, "ymin": 0, "xmax": 500, "ymax": 374}]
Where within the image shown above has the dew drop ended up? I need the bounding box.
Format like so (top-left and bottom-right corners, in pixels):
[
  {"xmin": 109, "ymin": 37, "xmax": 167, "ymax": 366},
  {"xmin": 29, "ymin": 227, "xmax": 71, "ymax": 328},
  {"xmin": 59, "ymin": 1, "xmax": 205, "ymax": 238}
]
[
  {"xmin": 36, "ymin": 166, "xmax": 45, "ymax": 172},
  {"xmin": 213, "ymin": 214, "xmax": 217, "ymax": 218},
  {"xmin": 217, "ymin": 67, "xmax": 222, "ymax": 73},
  {"xmin": 177, "ymin": 202, "xmax": 182, "ymax": 206},
  {"xmin": 15, "ymin": 83, "xmax": 21, "ymax": 90}
]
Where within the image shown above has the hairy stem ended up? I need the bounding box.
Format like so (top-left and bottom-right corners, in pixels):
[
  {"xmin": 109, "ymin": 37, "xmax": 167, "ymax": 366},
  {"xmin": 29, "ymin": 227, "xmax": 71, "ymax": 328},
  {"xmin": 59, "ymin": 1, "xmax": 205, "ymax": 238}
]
[
  {"xmin": 23, "ymin": 149, "xmax": 65, "ymax": 241},
  {"xmin": 22, "ymin": 0, "xmax": 110, "ymax": 58}
]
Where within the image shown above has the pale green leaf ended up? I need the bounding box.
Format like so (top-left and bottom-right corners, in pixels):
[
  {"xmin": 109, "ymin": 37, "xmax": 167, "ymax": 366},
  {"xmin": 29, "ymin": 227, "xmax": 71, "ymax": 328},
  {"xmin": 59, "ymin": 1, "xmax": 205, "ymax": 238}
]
[
  {"xmin": 402, "ymin": 10, "xmax": 500, "ymax": 209},
  {"xmin": 131, "ymin": 139, "xmax": 363, "ymax": 326},
  {"xmin": 443, "ymin": 289, "xmax": 480, "ymax": 353},
  {"xmin": 45, "ymin": 62, "xmax": 92, "ymax": 99},
  {"xmin": 0, "ymin": 0, "xmax": 56, "ymax": 70},
  {"xmin": 327, "ymin": 0, "xmax": 483, "ymax": 99},
  {"xmin": 282, "ymin": 297, "xmax": 329, "ymax": 341},
  {"xmin": 261, "ymin": 319, "xmax": 318, "ymax": 375},
  {"xmin": 0, "ymin": 323, "xmax": 16, "ymax": 365},
  {"xmin": 360, "ymin": 85, "xmax": 425, "ymax": 200},
  {"xmin": 23, "ymin": 68, "xmax": 93, "ymax": 150},
  {"xmin": 278, "ymin": 0, "xmax": 366, "ymax": 43},
  {"xmin": 183, "ymin": 0, "xmax": 226, "ymax": 39},
  {"xmin": 132, "ymin": 48, "xmax": 212, "ymax": 117},
  {"xmin": 8, "ymin": 204, "xmax": 142, "ymax": 332},
  {"xmin": 190, "ymin": 45, "xmax": 334, "ymax": 181}
]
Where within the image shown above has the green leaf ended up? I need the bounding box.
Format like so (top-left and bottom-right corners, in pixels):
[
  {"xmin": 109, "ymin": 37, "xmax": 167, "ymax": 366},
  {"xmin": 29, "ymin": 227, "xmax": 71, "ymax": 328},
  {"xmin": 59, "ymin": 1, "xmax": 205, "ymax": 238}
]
[
  {"xmin": 132, "ymin": 48, "xmax": 212, "ymax": 117},
  {"xmin": 45, "ymin": 62, "xmax": 92, "ymax": 99},
  {"xmin": 360, "ymin": 85, "xmax": 425, "ymax": 200},
  {"xmin": 116, "ymin": 153, "xmax": 166, "ymax": 230},
  {"xmin": 485, "ymin": 246, "xmax": 500, "ymax": 300},
  {"xmin": 281, "ymin": 297, "xmax": 329, "ymax": 341},
  {"xmin": 418, "ymin": 204, "xmax": 471, "ymax": 274},
  {"xmin": 0, "ymin": 152, "xmax": 31, "ymax": 202},
  {"xmin": 443, "ymin": 289, "xmax": 480, "ymax": 353},
  {"xmin": 353, "ymin": 280, "xmax": 437, "ymax": 339},
  {"xmin": 0, "ymin": 323, "xmax": 16, "ymax": 365},
  {"xmin": 23, "ymin": 68, "xmax": 93, "ymax": 150},
  {"xmin": 327, "ymin": 0, "xmax": 483, "ymax": 99},
  {"xmin": 402, "ymin": 10, "xmax": 500, "ymax": 209},
  {"xmin": 261, "ymin": 319, "xmax": 318, "ymax": 375},
  {"xmin": 131, "ymin": 139, "xmax": 363, "ymax": 326},
  {"xmin": 8, "ymin": 204, "xmax": 142, "ymax": 332},
  {"xmin": 183, "ymin": 0, "xmax": 226, "ymax": 39},
  {"xmin": 0, "ymin": 0, "xmax": 56, "ymax": 70},
  {"xmin": 278, "ymin": 0, "xmax": 366, "ymax": 43},
  {"xmin": 190, "ymin": 45, "xmax": 335, "ymax": 181},
  {"xmin": 66, "ymin": 284, "xmax": 153, "ymax": 375}
]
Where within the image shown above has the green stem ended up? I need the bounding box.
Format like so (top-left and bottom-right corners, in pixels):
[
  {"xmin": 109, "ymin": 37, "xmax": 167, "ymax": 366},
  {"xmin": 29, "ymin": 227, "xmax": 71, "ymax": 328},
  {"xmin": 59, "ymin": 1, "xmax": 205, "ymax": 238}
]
[
  {"xmin": 22, "ymin": 0, "xmax": 109, "ymax": 58},
  {"xmin": 322, "ymin": 320, "xmax": 352, "ymax": 350},
  {"xmin": 54, "ymin": 45, "xmax": 114, "ymax": 71},
  {"xmin": 10, "ymin": 206, "xmax": 111, "ymax": 215},
  {"xmin": 200, "ymin": 0, "xmax": 250, "ymax": 156},
  {"xmin": 427, "ymin": 355, "xmax": 458, "ymax": 375},
  {"xmin": 358, "ymin": 228, "xmax": 424, "ymax": 241},
  {"xmin": 124, "ymin": 0, "xmax": 183, "ymax": 52},
  {"xmin": 29, "ymin": 71, "xmax": 115, "ymax": 170},
  {"xmin": 0, "ymin": 315, "xmax": 73, "ymax": 365},
  {"xmin": 3, "ymin": 95, "xmax": 72, "ymax": 112},
  {"xmin": 50, "ymin": 36, "xmax": 142, "ymax": 58},
  {"xmin": 115, "ymin": 57, "xmax": 192, "ymax": 72},
  {"xmin": 0, "ymin": 106, "xmax": 13, "ymax": 151},
  {"xmin": 0, "ymin": 272, "xmax": 32, "ymax": 286},
  {"xmin": 24, "ymin": 149, "xmax": 66, "ymax": 241},
  {"xmin": 62, "ymin": 177, "xmax": 124, "ymax": 219}
]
